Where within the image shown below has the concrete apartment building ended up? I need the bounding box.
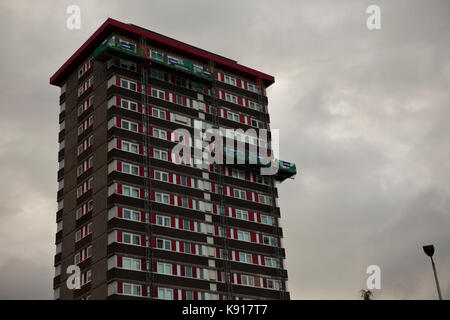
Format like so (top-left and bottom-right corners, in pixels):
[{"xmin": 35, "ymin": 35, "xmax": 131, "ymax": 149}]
[{"xmin": 50, "ymin": 18, "xmax": 296, "ymax": 300}]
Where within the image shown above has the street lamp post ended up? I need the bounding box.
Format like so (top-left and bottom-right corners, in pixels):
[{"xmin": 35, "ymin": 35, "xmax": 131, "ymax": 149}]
[{"xmin": 423, "ymin": 244, "xmax": 443, "ymax": 300}]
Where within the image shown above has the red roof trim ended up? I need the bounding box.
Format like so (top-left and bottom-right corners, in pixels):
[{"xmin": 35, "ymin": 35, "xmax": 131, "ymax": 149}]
[{"xmin": 50, "ymin": 18, "xmax": 275, "ymax": 87}]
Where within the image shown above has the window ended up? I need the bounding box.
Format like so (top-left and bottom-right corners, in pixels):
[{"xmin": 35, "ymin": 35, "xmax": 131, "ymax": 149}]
[
  {"xmin": 122, "ymin": 99, "xmax": 138, "ymax": 112},
  {"xmin": 194, "ymin": 200, "xmax": 200, "ymax": 211},
  {"xmin": 259, "ymin": 194, "xmax": 271, "ymax": 205},
  {"xmin": 162, "ymin": 216, "xmax": 170, "ymax": 227},
  {"xmin": 157, "ymin": 262, "xmax": 172, "ymax": 275},
  {"xmin": 241, "ymin": 275, "xmax": 254, "ymax": 287},
  {"xmin": 180, "ymin": 176, "xmax": 187, "ymax": 186},
  {"xmin": 183, "ymin": 219, "xmax": 190, "ymax": 230},
  {"xmin": 153, "ymin": 149, "xmax": 168, "ymax": 161},
  {"xmin": 76, "ymin": 200, "xmax": 93, "ymax": 220},
  {"xmin": 156, "ymin": 239, "xmax": 171, "ymax": 250},
  {"xmin": 270, "ymin": 237, "xmax": 278, "ymax": 246},
  {"xmin": 76, "ymin": 178, "xmax": 93, "ymax": 198},
  {"xmin": 237, "ymin": 231, "xmax": 250, "ymax": 242},
  {"xmin": 249, "ymin": 101, "xmax": 263, "ymax": 112},
  {"xmin": 78, "ymin": 77, "xmax": 93, "ymax": 97},
  {"xmin": 235, "ymin": 209, "xmax": 249, "ymax": 221},
  {"xmin": 216, "ymin": 226, "xmax": 225, "ymax": 237},
  {"xmin": 122, "ymin": 208, "xmax": 141, "ymax": 222},
  {"xmin": 156, "ymin": 215, "xmax": 171, "ymax": 227},
  {"xmin": 78, "ymin": 115, "xmax": 94, "ymax": 136},
  {"xmin": 257, "ymin": 175, "xmax": 271, "ymax": 185},
  {"xmin": 151, "ymin": 88, "xmax": 165, "ymax": 100},
  {"xmin": 122, "ymin": 185, "xmax": 140, "ymax": 198},
  {"xmin": 233, "ymin": 189, "xmax": 246, "ymax": 200},
  {"xmin": 153, "ymin": 128, "xmax": 167, "ymax": 140},
  {"xmin": 225, "ymin": 93, "xmax": 237, "ymax": 104},
  {"xmin": 158, "ymin": 288, "xmax": 173, "ymax": 300},
  {"xmin": 82, "ymin": 270, "xmax": 92, "ymax": 285},
  {"xmin": 121, "ymin": 79, "xmax": 137, "ymax": 91},
  {"xmin": 164, "ymin": 240, "xmax": 171, "ymax": 250},
  {"xmin": 122, "ymin": 162, "xmax": 140, "ymax": 176},
  {"xmin": 185, "ymin": 266, "xmax": 193, "ymax": 277},
  {"xmin": 248, "ymin": 83, "xmax": 261, "ymax": 94},
  {"xmin": 154, "ymin": 170, "xmax": 169, "ymax": 182},
  {"xmin": 75, "ymin": 223, "xmax": 92, "ymax": 242},
  {"xmin": 152, "ymin": 107, "xmax": 166, "ymax": 120},
  {"xmin": 77, "ymin": 135, "xmax": 93, "ymax": 155},
  {"xmin": 121, "ymin": 119, "xmax": 139, "ymax": 133},
  {"xmin": 261, "ymin": 215, "xmax": 275, "ymax": 226},
  {"xmin": 265, "ymin": 257, "xmax": 279, "ymax": 268},
  {"xmin": 155, "ymin": 192, "xmax": 170, "ymax": 204},
  {"xmin": 74, "ymin": 246, "xmax": 92, "ymax": 264},
  {"xmin": 184, "ymin": 242, "xmax": 191, "ymax": 254},
  {"xmin": 238, "ymin": 252, "xmax": 252, "ymax": 264},
  {"xmin": 261, "ymin": 215, "xmax": 267, "ymax": 224},
  {"xmin": 122, "ymin": 232, "xmax": 141, "ymax": 246},
  {"xmin": 232, "ymin": 168, "xmax": 244, "ymax": 180},
  {"xmin": 123, "ymin": 283, "xmax": 142, "ymax": 297},
  {"xmin": 227, "ymin": 111, "xmax": 239, "ymax": 122},
  {"xmin": 262, "ymin": 235, "xmax": 278, "ymax": 246},
  {"xmin": 123, "ymin": 283, "xmax": 131, "ymax": 295},
  {"xmin": 121, "ymin": 141, "xmax": 139, "ymax": 154},
  {"xmin": 122, "ymin": 257, "xmax": 141, "ymax": 271},
  {"xmin": 251, "ymin": 119, "xmax": 265, "ymax": 129},
  {"xmin": 77, "ymin": 157, "xmax": 93, "ymax": 177},
  {"xmin": 181, "ymin": 197, "xmax": 189, "ymax": 208},
  {"xmin": 224, "ymin": 75, "xmax": 236, "ymax": 86},
  {"xmin": 186, "ymin": 290, "xmax": 193, "ymax": 300}
]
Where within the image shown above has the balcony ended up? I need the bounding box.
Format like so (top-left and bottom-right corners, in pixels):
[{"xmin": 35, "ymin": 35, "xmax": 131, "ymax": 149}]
[
  {"xmin": 94, "ymin": 38, "xmax": 146, "ymax": 62},
  {"xmin": 94, "ymin": 37, "xmax": 214, "ymax": 82},
  {"xmin": 222, "ymin": 146, "xmax": 297, "ymax": 182}
]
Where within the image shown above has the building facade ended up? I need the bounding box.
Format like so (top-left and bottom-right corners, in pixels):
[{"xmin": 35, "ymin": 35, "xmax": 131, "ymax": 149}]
[{"xmin": 50, "ymin": 18, "xmax": 296, "ymax": 300}]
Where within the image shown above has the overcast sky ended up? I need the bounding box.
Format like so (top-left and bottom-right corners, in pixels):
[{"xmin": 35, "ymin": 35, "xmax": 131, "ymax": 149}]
[{"xmin": 0, "ymin": 0, "xmax": 449, "ymax": 299}]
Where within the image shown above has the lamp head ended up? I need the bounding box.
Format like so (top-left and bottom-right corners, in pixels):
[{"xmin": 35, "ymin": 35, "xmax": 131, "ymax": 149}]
[{"xmin": 423, "ymin": 245, "xmax": 435, "ymax": 257}]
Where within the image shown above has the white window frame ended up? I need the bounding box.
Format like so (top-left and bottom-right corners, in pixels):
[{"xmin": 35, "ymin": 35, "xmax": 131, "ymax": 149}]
[
  {"xmin": 153, "ymin": 128, "xmax": 167, "ymax": 140},
  {"xmin": 122, "ymin": 208, "xmax": 141, "ymax": 222},
  {"xmin": 158, "ymin": 287, "xmax": 173, "ymax": 300},
  {"xmin": 154, "ymin": 170, "xmax": 169, "ymax": 183},
  {"xmin": 157, "ymin": 262, "xmax": 172, "ymax": 275},
  {"xmin": 153, "ymin": 149, "xmax": 168, "ymax": 161},
  {"xmin": 122, "ymin": 99, "xmax": 138, "ymax": 112},
  {"xmin": 122, "ymin": 257, "xmax": 141, "ymax": 271},
  {"xmin": 152, "ymin": 107, "xmax": 166, "ymax": 120},
  {"xmin": 122, "ymin": 185, "xmax": 141, "ymax": 198},
  {"xmin": 121, "ymin": 79, "xmax": 137, "ymax": 91}
]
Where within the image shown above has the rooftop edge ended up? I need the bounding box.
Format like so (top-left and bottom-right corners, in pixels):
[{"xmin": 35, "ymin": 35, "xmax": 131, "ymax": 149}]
[{"xmin": 49, "ymin": 18, "xmax": 275, "ymax": 87}]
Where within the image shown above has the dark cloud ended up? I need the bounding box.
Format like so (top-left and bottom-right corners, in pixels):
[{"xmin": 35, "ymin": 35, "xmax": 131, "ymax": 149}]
[{"xmin": 0, "ymin": 0, "xmax": 448, "ymax": 299}]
